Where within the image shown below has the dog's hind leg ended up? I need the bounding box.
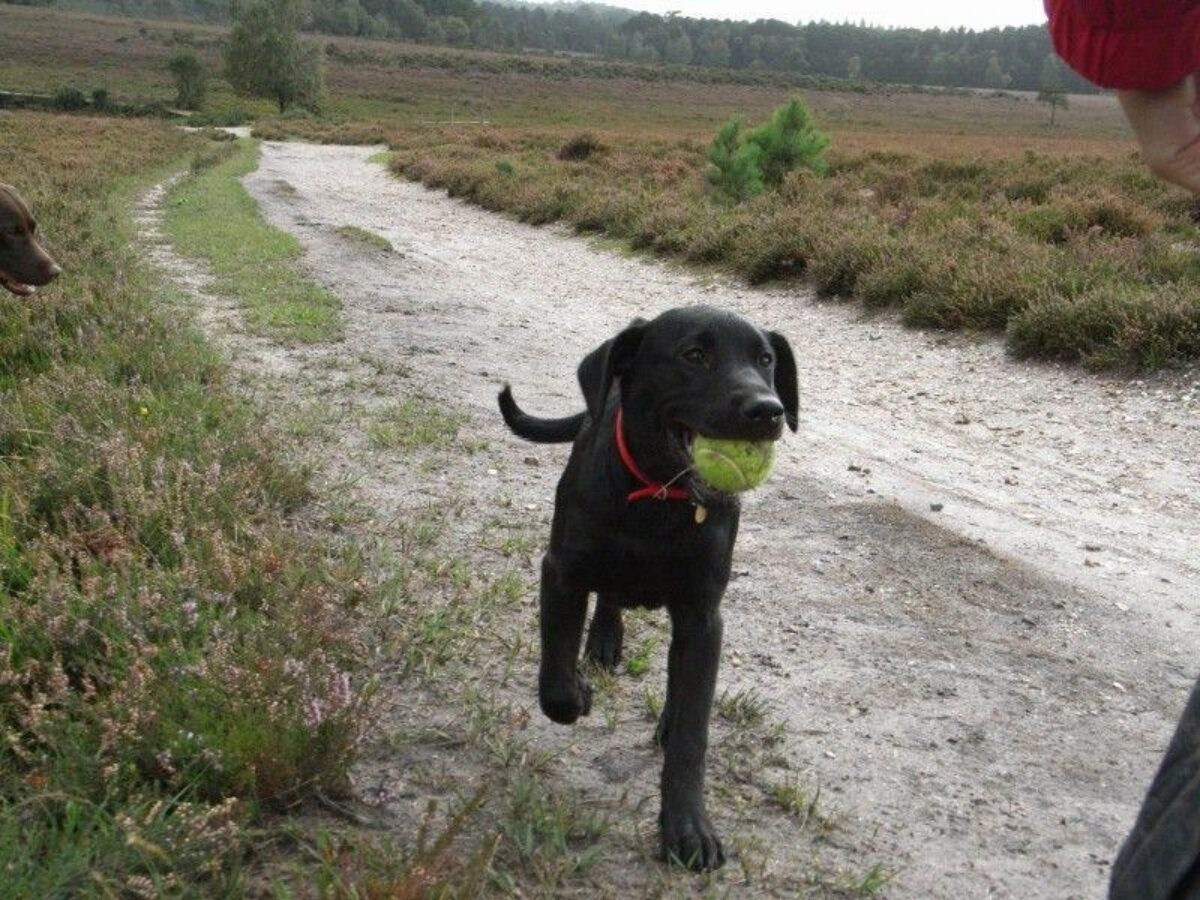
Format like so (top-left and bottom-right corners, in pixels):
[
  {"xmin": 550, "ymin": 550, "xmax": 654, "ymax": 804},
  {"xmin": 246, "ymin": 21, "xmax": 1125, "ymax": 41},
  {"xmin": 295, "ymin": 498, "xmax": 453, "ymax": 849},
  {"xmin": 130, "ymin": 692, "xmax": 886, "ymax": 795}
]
[
  {"xmin": 537, "ymin": 555, "xmax": 593, "ymax": 725},
  {"xmin": 658, "ymin": 604, "xmax": 725, "ymax": 871},
  {"xmin": 584, "ymin": 594, "xmax": 624, "ymax": 671}
]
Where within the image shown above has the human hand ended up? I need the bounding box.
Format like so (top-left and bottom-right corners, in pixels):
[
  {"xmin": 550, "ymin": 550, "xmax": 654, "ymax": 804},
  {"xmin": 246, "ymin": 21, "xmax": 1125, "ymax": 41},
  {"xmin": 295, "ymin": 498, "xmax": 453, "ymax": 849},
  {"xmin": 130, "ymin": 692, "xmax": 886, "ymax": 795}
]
[{"xmin": 1119, "ymin": 74, "xmax": 1200, "ymax": 194}]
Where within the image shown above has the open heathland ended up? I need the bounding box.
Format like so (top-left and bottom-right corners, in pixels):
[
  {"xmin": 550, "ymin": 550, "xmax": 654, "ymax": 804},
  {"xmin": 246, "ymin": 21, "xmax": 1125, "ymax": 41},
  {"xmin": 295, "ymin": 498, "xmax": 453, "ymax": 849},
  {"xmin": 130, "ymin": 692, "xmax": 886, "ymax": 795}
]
[
  {"xmin": 0, "ymin": 111, "xmax": 367, "ymax": 896},
  {"xmin": 382, "ymin": 123, "xmax": 1200, "ymax": 368},
  {"xmin": 3, "ymin": 4, "xmax": 1200, "ymax": 896},
  {"xmin": 5, "ymin": 1, "xmax": 1168, "ymax": 368}
]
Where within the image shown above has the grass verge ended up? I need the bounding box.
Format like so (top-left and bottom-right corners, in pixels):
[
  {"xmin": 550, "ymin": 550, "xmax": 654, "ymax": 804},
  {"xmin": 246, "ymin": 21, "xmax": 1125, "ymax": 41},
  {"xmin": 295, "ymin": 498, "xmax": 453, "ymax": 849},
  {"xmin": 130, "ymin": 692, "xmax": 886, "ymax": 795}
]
[
  {"xmin": 164, "ymin": 138, "xmax": 343, "ymax": 343},
  {"xmin": 0, "ymin": 112, "xmax": 365, "ymax": 896}
]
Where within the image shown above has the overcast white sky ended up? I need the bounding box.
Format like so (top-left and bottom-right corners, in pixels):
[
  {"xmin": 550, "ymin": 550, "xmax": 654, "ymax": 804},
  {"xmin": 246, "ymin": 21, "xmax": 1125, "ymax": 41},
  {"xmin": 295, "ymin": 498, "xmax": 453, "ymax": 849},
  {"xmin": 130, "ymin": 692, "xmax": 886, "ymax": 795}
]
[{"xmin": 567, "ymin": 0, "xmax": 1048, "ymax": 30}]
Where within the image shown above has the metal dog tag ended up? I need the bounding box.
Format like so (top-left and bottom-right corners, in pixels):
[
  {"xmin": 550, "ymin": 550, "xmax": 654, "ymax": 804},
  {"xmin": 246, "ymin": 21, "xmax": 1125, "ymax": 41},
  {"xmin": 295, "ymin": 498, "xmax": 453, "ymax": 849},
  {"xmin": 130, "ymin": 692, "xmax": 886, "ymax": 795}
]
[{"xmin": 694, "ymin": 504, "xmax": 708, "ymax": 524}]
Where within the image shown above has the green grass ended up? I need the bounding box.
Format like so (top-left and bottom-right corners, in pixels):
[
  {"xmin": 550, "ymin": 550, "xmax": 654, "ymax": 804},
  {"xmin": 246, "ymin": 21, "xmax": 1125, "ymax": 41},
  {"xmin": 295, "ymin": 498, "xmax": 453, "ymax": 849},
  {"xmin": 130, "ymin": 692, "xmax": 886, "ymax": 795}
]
[
  {"xmin": 164, "ymin": 139, "xmax": 343, "ymax": 343},
  {"xmin": 857, "ymin": 862, "xmax": 893, "ymax": 895},
  {"xmin": 624, "ymin": 636, "xmax": 658, "ymax": 678},
  {"xmin": 335, "ymin": 224, "xmax": 393, "ymax": 252},
  {"xmin": 716, "ymin": 687, "xmax": 768, "ymax": 728},
  {"xmin": 366, "ymin": 398, "xmax": 463, "ymax": 451},
  {"xmin": 0, "ymin": 112, "xmax": 366, "ymax": 895}
]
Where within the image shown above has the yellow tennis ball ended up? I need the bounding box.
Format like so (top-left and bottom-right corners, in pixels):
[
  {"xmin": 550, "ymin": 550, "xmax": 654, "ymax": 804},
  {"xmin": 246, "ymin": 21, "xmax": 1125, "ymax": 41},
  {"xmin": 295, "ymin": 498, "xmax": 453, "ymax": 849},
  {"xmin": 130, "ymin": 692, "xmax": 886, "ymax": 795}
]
[{"xmin": 691, "ymin": 436, "xmax": 775, "ymax": 493}]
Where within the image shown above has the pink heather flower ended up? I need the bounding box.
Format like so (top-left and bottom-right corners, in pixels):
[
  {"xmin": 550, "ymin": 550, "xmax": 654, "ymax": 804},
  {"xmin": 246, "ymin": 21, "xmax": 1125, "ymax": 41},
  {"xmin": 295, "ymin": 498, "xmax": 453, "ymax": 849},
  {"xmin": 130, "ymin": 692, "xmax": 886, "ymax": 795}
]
[
  {"xmin": 329, "ymin": 672, "xmax": 352, "ymax": 711},
  {"xmin": 304, "ymin": 696, "xmax": 325, "ymax": 729}
]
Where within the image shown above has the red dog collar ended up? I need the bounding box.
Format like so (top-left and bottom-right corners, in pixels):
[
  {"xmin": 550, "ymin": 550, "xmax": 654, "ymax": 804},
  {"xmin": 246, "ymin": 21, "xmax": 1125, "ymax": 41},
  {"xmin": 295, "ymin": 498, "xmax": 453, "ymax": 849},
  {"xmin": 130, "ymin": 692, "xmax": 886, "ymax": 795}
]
[{"xmin": 615, "ymin": 407, "xmax": 691, "ymax": 503}]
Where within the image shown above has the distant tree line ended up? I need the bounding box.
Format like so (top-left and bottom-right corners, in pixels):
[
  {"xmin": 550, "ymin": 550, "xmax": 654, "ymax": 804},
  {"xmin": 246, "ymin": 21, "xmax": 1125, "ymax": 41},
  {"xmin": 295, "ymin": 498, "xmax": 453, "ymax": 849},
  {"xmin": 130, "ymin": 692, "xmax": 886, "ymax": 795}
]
[
  {"xmin": 480, "ymin": 5, "xmax": 1097, "ymax": 93},
  {"xmin": 33, "ymin": 0, "xmax": 1098, "ymax": 93}
]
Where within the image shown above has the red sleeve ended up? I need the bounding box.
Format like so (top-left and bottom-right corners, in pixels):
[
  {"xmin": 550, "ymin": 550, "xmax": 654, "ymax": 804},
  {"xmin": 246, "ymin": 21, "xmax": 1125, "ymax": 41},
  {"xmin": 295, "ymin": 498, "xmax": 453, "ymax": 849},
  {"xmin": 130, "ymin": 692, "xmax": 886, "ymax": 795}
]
[{"xmin": 1045, "ymin": 0, "xmax": 1200, "ymax": 91}]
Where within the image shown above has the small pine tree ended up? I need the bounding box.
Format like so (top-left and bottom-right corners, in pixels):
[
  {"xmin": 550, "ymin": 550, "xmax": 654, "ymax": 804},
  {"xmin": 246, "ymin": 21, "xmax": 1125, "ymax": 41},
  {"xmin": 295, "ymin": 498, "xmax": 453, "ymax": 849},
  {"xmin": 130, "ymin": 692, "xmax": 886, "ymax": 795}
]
[
  {"xmin": 706, "ymin": 118, "xmax": 763, "ymax": 202},
  {"xmin": 167, "ymin": 51, "xmax": 207, "ymax": 110},
  {"xmin": 745, "ymin": 97, "xmax": 829, "ymax": 187}
]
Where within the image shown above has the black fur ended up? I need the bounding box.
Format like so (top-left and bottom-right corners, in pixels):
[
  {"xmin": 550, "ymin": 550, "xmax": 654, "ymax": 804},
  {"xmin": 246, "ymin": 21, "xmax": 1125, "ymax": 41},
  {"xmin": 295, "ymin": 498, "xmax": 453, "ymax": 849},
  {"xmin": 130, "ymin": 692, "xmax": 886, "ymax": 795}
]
[{"xmin": 498, "ymin": 305, "xmax": 798, "ymax": 871}]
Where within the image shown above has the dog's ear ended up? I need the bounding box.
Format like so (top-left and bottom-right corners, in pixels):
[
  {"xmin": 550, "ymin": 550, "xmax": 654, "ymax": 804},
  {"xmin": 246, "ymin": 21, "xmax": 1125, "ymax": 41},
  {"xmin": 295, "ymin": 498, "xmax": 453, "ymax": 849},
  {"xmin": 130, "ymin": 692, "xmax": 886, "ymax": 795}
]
[
  {"xmin": 577, "ymin": 319, "xmax": 647, "ymax": 421},
  {"xmin": 768, "ymin": 331, "xmax": 799, "ymax": 432}
]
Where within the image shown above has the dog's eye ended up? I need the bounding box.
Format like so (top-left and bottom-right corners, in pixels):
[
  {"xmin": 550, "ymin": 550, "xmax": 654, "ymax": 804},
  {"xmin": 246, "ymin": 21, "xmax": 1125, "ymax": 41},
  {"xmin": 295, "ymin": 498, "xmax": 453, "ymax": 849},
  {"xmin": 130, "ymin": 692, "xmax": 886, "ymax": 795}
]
[
  {"xmin": 758, "ymin": 352, "xmax": 774, "ymax": 367},
  {"xmin": 683, "ymin": 348, "xmax": 706, "ymax": 365}
]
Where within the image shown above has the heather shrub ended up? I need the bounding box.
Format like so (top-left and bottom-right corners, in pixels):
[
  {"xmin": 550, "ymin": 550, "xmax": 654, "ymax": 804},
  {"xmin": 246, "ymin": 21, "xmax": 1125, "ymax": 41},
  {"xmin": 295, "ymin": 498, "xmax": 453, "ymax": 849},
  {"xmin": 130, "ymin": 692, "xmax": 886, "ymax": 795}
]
[
  {"xmin": 731, "ymin": 206, "xmax": 816, "ymax": 283},
  {"xmin": 808, "ymin": 223, "xmax": 889, "ymax": 297},
  {"xmin": 631, "ymin": 199, "xmax": 694, "ymax": 254},
  {"xmin": 0, "ymin": 112, "xmax": 368, "ymax": 894},
  {"xmin": 1003, "ymin": 177, "xmax": 1052, "ymax": 203},
  {"xmin": 857, "ymin": 249, "xmax": 930, "ymax": 308},
  {"xmin": 569, "ymin": 188, "xmax": 648, "ymax": 236},
  {"xmin": 474, "ymin": 128, "xmax": 513, "ymax": 151},
  {"xmin": 383, "ymin": 116, "xmax": 1200, "ymax": 367},
  {"xmin": 52, "ymin": 85, "xmax": 87, "ymax": 111},
  {"xmin": 1082, "ymin": 191, "xmax": 1160, "ymax": 237},
  {"xmin": 683, "ymin": 212, "xmax": 740, "ymax": 263},
  {"xmin": 1008, "ymin": 286, "xmax": 1200, "ymax": 367},
  {"xmin": 1013, "ymin": 203, "xmax": 1083, "ymax": 244},
  {"xmin": 557, "ymin": 132, "xmax": 604, "ymax": 161}
]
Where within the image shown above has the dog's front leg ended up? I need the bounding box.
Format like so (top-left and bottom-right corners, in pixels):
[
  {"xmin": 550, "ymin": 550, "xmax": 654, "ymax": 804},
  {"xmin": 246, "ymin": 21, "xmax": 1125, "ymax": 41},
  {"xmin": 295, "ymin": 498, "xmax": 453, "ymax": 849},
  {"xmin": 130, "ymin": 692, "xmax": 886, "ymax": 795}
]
[
  {"xmin": 537, "ymin": 554, "xmax": 592, "ymax": 724},
  {"xmin": 584, "ymin": 593, "xmax": 624, "ymax": 670},
  {"xmin": 659, "ymin": 604, "xmax": 724, "ymax": 870}
]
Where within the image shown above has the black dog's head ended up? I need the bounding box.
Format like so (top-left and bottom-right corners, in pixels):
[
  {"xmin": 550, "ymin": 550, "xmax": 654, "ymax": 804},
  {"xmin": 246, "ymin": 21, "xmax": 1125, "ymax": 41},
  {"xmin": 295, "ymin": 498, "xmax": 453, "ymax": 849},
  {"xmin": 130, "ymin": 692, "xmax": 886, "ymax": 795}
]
[{"xmin": 578, "ymin": 306, "xmax": 798, "ymax": 485}]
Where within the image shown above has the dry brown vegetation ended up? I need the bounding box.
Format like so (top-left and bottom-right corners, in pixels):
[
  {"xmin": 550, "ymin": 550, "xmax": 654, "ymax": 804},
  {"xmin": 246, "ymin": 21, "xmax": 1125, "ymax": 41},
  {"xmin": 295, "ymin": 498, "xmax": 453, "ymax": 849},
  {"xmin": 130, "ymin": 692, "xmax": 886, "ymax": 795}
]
[
  {"xmin": 9, "ymin": 5, "xmax": 1191, "ymax": 368},
  {"xmin": 365, "ymin": 124, "xmax": 1197, "ymax": 367},
  {"xmin": 0, "ymin": 111, "xmax": 368, "ymax": 896}
]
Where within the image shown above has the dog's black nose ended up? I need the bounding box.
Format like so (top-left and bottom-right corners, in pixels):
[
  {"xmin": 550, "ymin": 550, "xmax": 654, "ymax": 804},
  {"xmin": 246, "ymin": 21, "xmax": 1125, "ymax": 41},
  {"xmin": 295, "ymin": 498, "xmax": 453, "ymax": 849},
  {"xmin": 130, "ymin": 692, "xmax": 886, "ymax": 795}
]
[{"xmin": 741, "ymin": 396, "xmax": 784, "ymax": 422}]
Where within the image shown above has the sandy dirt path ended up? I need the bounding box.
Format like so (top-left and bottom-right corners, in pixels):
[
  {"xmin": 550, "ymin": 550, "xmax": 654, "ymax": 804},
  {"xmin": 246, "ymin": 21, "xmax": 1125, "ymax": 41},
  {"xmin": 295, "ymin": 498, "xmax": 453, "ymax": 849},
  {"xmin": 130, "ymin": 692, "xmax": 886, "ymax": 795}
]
[{"xmin": 162, "ymin": 139, "xmax": 1200, "ymax": 898}]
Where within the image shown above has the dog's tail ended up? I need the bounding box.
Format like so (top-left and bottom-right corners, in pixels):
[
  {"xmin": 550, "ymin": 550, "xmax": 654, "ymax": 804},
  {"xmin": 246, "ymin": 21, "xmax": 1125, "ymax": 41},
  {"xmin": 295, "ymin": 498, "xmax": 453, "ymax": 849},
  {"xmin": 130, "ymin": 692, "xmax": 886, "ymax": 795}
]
[{"xmin": 498, "ymin": 385, "xmax": 586, "ymax": 443}]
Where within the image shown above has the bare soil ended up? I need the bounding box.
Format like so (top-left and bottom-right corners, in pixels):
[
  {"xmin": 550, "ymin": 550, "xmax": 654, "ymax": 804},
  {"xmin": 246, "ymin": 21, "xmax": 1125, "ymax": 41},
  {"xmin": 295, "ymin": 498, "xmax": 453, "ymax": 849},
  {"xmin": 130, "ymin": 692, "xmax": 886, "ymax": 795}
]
[{"xmin": 143, "ymin": 139, "xmax": 1200, "ymax": 899}]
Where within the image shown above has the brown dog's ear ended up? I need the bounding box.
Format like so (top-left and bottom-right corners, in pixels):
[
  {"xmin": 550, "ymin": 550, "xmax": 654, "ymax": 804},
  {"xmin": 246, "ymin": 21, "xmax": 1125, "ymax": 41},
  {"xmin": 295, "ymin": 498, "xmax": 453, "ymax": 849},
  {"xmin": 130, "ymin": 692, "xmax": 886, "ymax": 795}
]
[
  {"xmin": 768, "ymin": 331, "xmax": 799, "ymax": 432},
  {"xmin": 577, "ymin": 319, "xmax": 647, "ymax": 421}
]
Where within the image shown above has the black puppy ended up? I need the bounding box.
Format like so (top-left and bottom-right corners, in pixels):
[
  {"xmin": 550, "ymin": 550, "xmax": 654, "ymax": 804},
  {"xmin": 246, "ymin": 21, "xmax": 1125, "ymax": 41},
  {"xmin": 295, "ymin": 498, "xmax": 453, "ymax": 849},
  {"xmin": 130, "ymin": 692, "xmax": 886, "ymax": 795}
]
[{"xmin": 498, "ymin": 305, "xmax": 798, "ymax": 870}]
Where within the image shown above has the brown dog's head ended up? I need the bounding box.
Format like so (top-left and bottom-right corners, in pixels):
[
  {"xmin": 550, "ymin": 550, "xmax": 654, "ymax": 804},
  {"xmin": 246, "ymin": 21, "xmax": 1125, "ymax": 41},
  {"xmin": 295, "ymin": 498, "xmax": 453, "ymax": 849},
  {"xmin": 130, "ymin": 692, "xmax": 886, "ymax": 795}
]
[{"xmin": 0, "ymin": 183, "xmax": 62, "ymax": 297}]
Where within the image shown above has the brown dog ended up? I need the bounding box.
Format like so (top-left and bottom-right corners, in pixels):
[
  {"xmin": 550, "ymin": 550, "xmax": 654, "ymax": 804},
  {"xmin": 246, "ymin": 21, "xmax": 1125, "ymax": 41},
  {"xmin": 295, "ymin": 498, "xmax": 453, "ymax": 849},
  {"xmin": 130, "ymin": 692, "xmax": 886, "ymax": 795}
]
[{"xmin": 0, "ymin": 183, "xmax": 62, "ymax": 297}]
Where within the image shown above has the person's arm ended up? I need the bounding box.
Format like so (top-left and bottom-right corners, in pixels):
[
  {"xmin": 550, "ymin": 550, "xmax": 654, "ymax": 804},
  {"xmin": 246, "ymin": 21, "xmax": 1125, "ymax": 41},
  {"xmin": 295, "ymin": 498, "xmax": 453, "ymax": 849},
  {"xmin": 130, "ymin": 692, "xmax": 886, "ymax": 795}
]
[
  {"xmin": 1045, "ymin": 0, "xmax": 1200, "ymax": 192},
  {"xmin": 1118, "ymin": 76, "xmax": 1200, "ymax": 193}
]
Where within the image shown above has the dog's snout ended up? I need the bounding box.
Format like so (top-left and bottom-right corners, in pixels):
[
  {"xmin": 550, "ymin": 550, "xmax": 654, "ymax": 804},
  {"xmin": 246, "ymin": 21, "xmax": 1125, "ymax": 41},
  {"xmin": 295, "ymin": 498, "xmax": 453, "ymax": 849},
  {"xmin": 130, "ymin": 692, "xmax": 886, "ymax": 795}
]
[
  {"xmin": 43, "ymin": 260, "xmax": 62, "ymax": 281},
  {"xmin": 741, "ymin": 395, "xmax": 784, "ymax": 422}
]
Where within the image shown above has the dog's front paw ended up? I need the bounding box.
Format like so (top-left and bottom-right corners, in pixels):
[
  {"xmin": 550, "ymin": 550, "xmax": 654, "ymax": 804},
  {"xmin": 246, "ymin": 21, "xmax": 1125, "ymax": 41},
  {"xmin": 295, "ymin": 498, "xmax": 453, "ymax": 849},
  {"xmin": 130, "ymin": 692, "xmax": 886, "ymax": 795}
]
[
  {"xmin": 539, "ymin": 672, "xmax": 593, "ymax": 724},
  {"xmin": 660, "ymin": 806, "xmax": 725, "ymax": 871}
]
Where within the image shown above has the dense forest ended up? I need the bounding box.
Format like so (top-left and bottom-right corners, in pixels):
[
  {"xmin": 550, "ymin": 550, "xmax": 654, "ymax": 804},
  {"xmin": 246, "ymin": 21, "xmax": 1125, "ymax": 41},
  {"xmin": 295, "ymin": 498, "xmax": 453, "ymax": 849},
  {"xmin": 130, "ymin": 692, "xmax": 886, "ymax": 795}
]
[{"xmin": 27, "ymin": 0, "xmax": 1093, "ymax": 93}]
